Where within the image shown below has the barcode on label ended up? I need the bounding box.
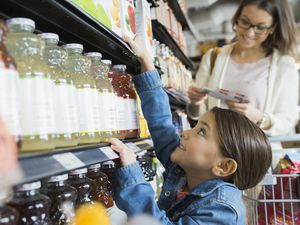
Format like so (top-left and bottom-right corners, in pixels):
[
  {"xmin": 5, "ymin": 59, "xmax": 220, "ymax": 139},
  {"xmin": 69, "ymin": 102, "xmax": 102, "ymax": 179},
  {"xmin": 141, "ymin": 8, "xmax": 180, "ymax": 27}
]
[
  {"xmin": 100, "ymin": 146, "xmax": 119, "ymax": 160},
  {"xmin": 53, "ymin": 153, "xmax": 85, "ymax": 170}
]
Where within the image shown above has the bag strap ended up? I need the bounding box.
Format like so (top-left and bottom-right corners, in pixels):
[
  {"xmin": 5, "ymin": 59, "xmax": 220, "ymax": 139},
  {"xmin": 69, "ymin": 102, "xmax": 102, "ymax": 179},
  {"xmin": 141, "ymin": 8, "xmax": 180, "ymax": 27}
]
[{"xmin": 210, "ymin": 47, "xmax": 220, "ymax": 75}]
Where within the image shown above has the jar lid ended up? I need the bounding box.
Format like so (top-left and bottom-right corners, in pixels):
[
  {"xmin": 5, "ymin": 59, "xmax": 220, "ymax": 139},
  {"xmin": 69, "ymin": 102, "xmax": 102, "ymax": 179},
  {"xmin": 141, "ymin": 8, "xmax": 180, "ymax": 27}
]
[
  {"xmin": 63, "ymin": 43, "xmax": 84, "ymax": 51},
  {"xmin": 6, "ymin": 17, "xmax": 35, "ymax": 29},
  {"xmin": 85, "ymin": 52, "xmax": 102, "ymax": 58},
  {"xmin": 69, "ymin": 168, "xmax": 87, "ymax": 175},
  {"xmin": 15, "ymin": 181, "xmax": 41, "ymax": 191},
  {"xmin": 88, "ymin": 163, "xmax": 101, "ymax": 170},
  {"xmin": 101, "ymin": 160, "xmax": 115, "ymax": 168},
  {"xmin": 45, "ymin": 174, "xmax": 68, "ymax": 183},
  {"xmin": 38, "ymin": 32, "xmax": 59, "ymax": 41},
  {"xmin": 102, "ymin": 60, "xmax": 112, "ymax": 65},
  {"xmin": 112, "ymin": 65, "xmax": 127, "ymax": 71}
]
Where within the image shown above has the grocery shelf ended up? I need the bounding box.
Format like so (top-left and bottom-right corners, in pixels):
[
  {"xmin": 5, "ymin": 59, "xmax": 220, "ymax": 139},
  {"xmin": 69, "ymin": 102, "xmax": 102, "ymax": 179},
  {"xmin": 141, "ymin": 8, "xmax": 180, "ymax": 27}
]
[
  {"xmin": 18, "ymin": 138, "xmax": 154, "ymax": 184},
  {"xmin": 152, "ymin": 20, "xmax": 193, "ymax": 70},
  {"xmin": 0, "ymin": 0, "xmax": 141, "ymax": 74},
  {"xmin": 166, "ymin": 0, "xmax": 189, "ymax": 30}
]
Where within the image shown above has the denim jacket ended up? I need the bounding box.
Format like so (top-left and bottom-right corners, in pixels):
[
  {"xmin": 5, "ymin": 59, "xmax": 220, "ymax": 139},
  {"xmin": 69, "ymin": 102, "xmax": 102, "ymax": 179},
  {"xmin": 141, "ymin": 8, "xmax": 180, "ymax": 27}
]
[{"xmin": 113, "ymin": 70, "xmax": 246, "ymax": 225}]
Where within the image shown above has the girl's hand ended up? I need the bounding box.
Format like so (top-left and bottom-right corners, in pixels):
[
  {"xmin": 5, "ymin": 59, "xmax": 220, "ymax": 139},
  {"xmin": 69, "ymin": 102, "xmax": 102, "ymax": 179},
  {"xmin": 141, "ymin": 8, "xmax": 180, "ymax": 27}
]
[
  {"xmin": 123, "ymin": 35, "xmax": 155, "ymax": 73},
  {"xmin": 226, "ymin": 101, "xmax": 263, "ymax": 124},
  {"xmin": 187, "ymin": 85, "xmax": 208, "ymax": 106},
  {"xmin": 108, "ymin": 138, "xmax": 136, "ymax": 167}
]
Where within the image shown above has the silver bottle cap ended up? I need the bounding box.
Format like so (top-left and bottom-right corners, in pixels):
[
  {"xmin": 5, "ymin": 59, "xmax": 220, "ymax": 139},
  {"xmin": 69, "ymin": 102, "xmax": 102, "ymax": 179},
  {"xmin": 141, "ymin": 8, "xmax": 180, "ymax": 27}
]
[
  {"xmin": 46, "ymin": 174, "xmax": 68, "ymax": 182},
  {"xmin": 15, "ymin": 181, "xmax": 41, "ymax": 191},
  {"xmin": 88, "ymin": 163, "xmax": 101, "ymax": 170},
  {"xmin": 112, "ymin": 64, "xmax": 127, "ymax": 71},
  {"xmin": 6, "ymin": 17, "xmax": 35, "ymax": 29},
  {"xmin": 63, "ymin": 43, "xmax": 84, "ymax": 51},
  {"xmin": 102, "ymin": 60, "xmax": 112, "ymax": 65},
  {"xmin": 85, "ymin": 52, "xmax": 102, "ymax": 58},
  {"xmin": 39, "ymin": 33, "xmax": 59, "ymax": 41},
  {"xmin": 69, "ymin": 168, "xmax": 87, "ymax": 175}
]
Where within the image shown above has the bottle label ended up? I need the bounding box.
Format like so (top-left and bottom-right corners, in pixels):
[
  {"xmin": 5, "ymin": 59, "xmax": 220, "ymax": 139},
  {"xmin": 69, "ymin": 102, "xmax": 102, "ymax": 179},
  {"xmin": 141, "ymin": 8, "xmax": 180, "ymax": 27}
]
[
  {"xmin": 129, "ymin": 99, "xmax": 139, "ymax": 130},
  {"xmin": 116, "ymin": 96, "xmax": 128, "ymax": 131},
  {"xmin": 77, "ymin": 87, "xmax": 97, "ymax": 133},
  {"xmin": 69, "ymin": 85, "xmax": 80, "ymax": 133},
  {"xmin": 19, "ymin": 76, "xmax": 56, "ymax": 135},
  {"xmin": 92, "ymin": 89, "xmax": 101, "ymax": 132},
  {"xmin": 0, "ymin": 68, "xmax": 21, "ymax": 135},
  {"xmin": 53, "ymin": 83, "xmax": 78, "ymax": 134},
  {"xmin": 98, "ymin": 92, "xmax": 118, "ymax": 132}
]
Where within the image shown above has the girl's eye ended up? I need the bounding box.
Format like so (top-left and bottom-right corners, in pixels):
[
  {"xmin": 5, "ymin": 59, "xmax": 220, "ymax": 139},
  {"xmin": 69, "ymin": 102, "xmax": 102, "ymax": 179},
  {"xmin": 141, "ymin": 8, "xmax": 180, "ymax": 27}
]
[{"xmin": 198, "ymin": 127, "xmax": 206, "ymax": 137}]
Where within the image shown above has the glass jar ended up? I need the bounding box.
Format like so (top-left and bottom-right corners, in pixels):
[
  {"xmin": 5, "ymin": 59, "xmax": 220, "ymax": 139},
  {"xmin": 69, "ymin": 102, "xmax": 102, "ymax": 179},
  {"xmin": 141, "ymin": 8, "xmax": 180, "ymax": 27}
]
[
  {"xmin": 68, "ymin": 168, "xmax": 96, "ymax": 208},
  {"xmin": 87, "ymin": 164, "xmax": 114, "ymax": 208},
  {"xmin": 40, "ymin": 33, "xmax": 80, "ymax": 147},
  {"xmin": 40, "ymin": 174, "xmax": 77, "ymax": 225},
  {"xmin": 0, "ymin": 191, "xmax": 19, "ymax": 225},
  {"xmin": 86, "ymin": 53, "xmax": 119, "ymax": 142},
  {"xmin": 7, "ymin": 181, "xmax": 52, "ymax": 225},
  {"xmin": 100, "ymin": 161, "xmax": 116, "ymax": 194},
  {"xmin": 5, "ymin": 17, "xmax": 56, "ymax": 152},
  {"xmin": 0, "ymin": 19, "xmax": 21, "ymax": 145},
  {"xmin": 63, "ymin": 44, "xmax": 100, "ymax": 144}
]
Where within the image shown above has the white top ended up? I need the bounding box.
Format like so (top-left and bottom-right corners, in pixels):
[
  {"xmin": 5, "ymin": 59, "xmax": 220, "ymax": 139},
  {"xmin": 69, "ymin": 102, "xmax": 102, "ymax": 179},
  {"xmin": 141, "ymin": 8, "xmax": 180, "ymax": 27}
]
[
  {"xmin": 220, "ymin": 56, "xmax": 271, "ymax": 110},
  {"xmin": 192, "ymin": 43, "xmax": 299, "ymax": 136}
]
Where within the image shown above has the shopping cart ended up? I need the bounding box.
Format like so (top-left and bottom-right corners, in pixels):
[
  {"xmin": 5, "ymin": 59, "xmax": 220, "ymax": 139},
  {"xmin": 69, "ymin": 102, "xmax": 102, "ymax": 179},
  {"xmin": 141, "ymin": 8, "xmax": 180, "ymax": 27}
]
[{"xmin": 243, "ymin": 144, "xmax": 300, "ymax": 225}]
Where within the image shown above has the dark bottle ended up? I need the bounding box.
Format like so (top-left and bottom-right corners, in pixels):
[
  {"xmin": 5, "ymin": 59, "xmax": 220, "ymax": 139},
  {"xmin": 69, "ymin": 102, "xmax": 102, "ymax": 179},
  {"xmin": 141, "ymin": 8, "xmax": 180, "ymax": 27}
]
[
  {"xmin": 0, "ymin": 192, "xmax": 19, "ymax": 225},
  {"xmin": 68, "ymin": 168, "xmax": 96, "ymax": 208},
  {"xmin": 40, "ymin": 174, "xmax": 77, "ymax": 225},
  {"xmin": 100, "ymin": 161, "xmax": 116, "ymax": 194},
  {"xmin": 137, "ymin": 151, "xmax": 154, "ymax": 182},
  {"xmin": 87, "ymin": 164, "xmax": 114, "ymax": 208},
  {"xmin": 7, "ymin": 181, "xmax": 52, "ymax": 225}
]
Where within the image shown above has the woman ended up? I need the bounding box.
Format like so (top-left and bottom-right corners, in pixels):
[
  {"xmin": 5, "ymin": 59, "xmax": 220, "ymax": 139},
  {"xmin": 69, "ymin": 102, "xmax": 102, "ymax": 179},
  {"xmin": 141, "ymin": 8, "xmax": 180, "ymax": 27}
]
[{"xmin": 187, "ymin": 0, "xmax": 299, "ymax": 136}]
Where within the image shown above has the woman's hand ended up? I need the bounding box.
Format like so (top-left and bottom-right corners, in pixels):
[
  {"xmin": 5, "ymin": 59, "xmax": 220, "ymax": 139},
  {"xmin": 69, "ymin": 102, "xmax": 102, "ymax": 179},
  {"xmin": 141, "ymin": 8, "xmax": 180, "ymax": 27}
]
[
  {"xmin": 187, "ymin": 85, "xmax": 208, "ymax": 106},
  {"xmin": 226, "ymin": 101, "xmax": 263, "ymax": 124},
  {"xmin": 108, "ymin": 138, "xmax": 136, "ymax": 167},
  {"xmin": 123, "ymin": 35, "xmax": 155, "ymax": 73}
]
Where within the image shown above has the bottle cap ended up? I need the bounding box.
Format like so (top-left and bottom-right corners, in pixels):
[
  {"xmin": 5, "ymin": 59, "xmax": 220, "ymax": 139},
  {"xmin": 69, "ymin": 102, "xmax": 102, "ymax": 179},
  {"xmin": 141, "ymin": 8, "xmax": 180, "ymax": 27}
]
[
  {"xmin": 102, "ymin": 60, "xmax": 112, "ymax": 65},
  {"xmin": 112, "ymin": 65, "xmax": 127, "ymax": 71},
  {"xmin": 45, "ymin": 174, "xmax": 68, "ymax": 183},
  {"xmin": 88, "ymin": 163, "xmax": 101, "ymax": 170},
  {"xmin": 69, "ymin": 168, "xmax": 87, "ymax": 175},
  {"xmin": 85, "ymin": 52, "xmax": 102, "ymax": 58},
  {"xmin": 63, "ymin": 43, "xmax": 84, "ymax": 51},
  {"xmin": 6, "ymin": 17, "xmax": 35, "ymax": 29},
  {"xmin": 15, "ymin": 181, "xmax": 41, "ymax": 191},
  {"xmin": 38, "ymin": 32, "xmax": 59, "ymax": 41}
]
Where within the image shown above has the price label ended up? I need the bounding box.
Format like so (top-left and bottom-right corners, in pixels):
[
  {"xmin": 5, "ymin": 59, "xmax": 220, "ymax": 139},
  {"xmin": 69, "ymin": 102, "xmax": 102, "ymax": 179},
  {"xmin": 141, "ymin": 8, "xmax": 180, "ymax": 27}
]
[
  {"xmin": 125, "ymin": 142, "xmax": 142, "ymax": 153},
  {"xmin": 100, "ymin": 146, "xmax": 119, "ymax": 160},
  {"xmin": 53, "ymin": 153, "xmax": 85, "ymax": 170}
]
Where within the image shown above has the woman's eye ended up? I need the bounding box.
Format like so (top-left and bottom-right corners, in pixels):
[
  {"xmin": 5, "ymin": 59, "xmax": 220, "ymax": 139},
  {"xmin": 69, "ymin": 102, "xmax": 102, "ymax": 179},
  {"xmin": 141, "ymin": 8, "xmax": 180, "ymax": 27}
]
[{"xmin": 198, "ymin": 128, "xmax": 206, "ymax": 137}]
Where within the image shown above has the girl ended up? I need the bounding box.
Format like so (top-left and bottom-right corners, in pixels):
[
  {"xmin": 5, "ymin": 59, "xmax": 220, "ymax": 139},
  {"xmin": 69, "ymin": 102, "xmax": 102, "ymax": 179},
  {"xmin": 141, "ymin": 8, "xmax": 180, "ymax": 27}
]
[{"xmin": 108, "ymin": 34, "xmax": 272, "ymax": 225}]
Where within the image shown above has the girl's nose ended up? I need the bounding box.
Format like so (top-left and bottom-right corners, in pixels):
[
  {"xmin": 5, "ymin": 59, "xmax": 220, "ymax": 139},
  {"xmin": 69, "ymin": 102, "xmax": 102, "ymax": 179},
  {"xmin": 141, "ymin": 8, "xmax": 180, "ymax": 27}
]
[{"xmin": 181, "ymin": 130, "xmax": 190, "ymax": 140}]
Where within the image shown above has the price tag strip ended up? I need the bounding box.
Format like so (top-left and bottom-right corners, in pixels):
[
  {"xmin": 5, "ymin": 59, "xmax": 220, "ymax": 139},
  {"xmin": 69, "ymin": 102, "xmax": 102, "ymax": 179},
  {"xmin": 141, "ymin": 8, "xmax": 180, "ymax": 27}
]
[
  {"xmin": 125, "ymin": 142, "xmax": 142, "ymax": 153},
  {"xmin": 100, "ymin": 146, "xmax": 119, "ymax": 160},
  {"xmin": 53, "ymin": 152, "xmax": 85, "ymax": 170}
]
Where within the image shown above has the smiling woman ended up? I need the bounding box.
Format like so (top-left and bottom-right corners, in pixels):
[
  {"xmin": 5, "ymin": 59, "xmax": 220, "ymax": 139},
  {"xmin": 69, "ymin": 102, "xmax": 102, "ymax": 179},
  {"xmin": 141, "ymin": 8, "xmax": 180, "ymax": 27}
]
[{"xmin": 187, "ymin": 0, "xmax": 299, "ymax": 136}]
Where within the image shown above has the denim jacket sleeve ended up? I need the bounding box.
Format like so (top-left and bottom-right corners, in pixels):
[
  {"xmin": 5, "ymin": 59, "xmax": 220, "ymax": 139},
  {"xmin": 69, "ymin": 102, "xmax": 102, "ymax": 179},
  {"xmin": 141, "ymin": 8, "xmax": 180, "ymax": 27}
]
[
  {"xmin": 133, "ymin": 70, "xmax": 180, "ymax": 168},
  {"xmin": 114, "ymin": 163, "xmax": 241, "ymax": 225}
]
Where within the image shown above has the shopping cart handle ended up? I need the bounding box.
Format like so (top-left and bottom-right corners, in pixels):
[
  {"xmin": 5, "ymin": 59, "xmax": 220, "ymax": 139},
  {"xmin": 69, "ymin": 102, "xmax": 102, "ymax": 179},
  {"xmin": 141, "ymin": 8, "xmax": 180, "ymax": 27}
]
[{"xmin": 269, "ymin": 134, "xmax": 300, "ymax": 143}]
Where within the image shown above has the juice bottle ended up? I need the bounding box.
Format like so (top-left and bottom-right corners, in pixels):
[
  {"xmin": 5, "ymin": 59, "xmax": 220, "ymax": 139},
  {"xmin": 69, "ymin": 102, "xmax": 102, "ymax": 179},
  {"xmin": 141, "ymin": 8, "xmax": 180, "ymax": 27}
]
[
  {"xmin": 68, "ymin": 168, "xmax": 96, "ymax": 208},
  {"xmin": 5, "ymin": 18, "xmax": 56, "ymax": 151},
  {"xmin": 100, "ymin": 161, "xmax": 116, "ymax": 195},
  {"xmin": 0, "ymin": 191, "xmax": 19, "ymax": 225},
  {"xmin": 63, "ymin": 44, "xmax": 100, "ymax": 144},
  {"xmin": 40, "ymin": 33, "xmax": 80, "ymax": 147},
  {"xmin": 87, "ymin": 164, "xmax": 114, "ymax": 208},
  {"xmin": 110, "ymin": 65, "xmax": 139, "ymax": 139},
  {"xmin": 86, "ymin": 53, "xmax": 119, "ymax": 142},
  {"xmin": 40, "ymin": 174, "xmax": 77, "ymax": 225},
  {"xmin": 0, "ymin": 19, "xmax": 21, "ymax": 144},
  {"xmin": 7, "ymin": 181, "xmax": 52, "ymax": 225}
]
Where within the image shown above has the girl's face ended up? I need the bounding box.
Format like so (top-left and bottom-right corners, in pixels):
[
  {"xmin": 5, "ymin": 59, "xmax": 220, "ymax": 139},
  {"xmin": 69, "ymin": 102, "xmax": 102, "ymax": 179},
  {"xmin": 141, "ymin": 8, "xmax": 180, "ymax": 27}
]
[
  {"xmin": 235, "ymin": 4, "xmax": 274, "ymax": 49},
  {"xmin": 171, "ymin": 112, "xmax": 225, "ymax": 177}
]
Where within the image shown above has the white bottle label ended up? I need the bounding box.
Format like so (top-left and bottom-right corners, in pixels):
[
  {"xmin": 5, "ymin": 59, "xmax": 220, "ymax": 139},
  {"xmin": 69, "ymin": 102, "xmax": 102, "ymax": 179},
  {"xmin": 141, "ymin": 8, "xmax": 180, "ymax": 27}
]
[
  {"xmin": 98, "ymin": 92, "xmax": 118, "ymax": 132},
  {"xmin": 0, "ymin": 68, "xmax": 21, "ymax": 135},
  {"xmin": 124, "ymin": 98, "xmax": 132, "ymax": 130},
  {"xmin": 69, "ymin": 85, "xmax": 80, "ymax": 133},
  {"xmin": 92, "ymin": 89, "xmax": 101, "ymax": 132},
  {"xmin": 53, "ymin": 83, "xmax": 77, "ymax": 134},
  {"xmin": 77, "ymin": 87, "xmax": 96, "ymax": 133},
  {"xmin": 129, "ymin": 99, "xmax": 139, "ymax": 130},
  {"xmin": 19, "ymin": 76, "xmax": 56, "ymax": 135},
  {"xmin": 116, "ymin": 96, "xmax": 128, "ymax": 131}
]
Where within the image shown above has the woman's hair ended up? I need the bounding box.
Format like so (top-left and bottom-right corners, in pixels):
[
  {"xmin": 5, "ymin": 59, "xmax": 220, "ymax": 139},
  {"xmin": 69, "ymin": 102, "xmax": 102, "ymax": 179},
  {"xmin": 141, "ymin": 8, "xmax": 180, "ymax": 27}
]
[
  {"xmin": 232, "ymin": 0, "xmax": 298, "ymax": 56},
  {"xmin": 211, "ymin": 107, "xmax": 272, "ymax": 190}
]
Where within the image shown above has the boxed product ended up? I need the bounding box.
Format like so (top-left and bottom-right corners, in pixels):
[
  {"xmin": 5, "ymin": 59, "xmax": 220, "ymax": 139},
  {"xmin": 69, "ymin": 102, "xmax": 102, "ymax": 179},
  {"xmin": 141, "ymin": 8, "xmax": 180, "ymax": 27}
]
[
  {"xmin": 135, "ymin": 0, "xmax": 153, "ymax": 56},
  {"xmin": 119, "ymin": 0, "xmax": 136, "ymax": 38}
]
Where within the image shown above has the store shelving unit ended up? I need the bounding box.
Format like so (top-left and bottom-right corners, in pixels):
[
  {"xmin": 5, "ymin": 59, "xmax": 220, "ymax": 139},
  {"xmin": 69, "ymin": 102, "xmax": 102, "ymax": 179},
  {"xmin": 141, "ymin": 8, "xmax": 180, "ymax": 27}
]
[
  {"xmin": 0, "ymin": 0, "xmax": 141, "ymax": 74},
  {"xmin": 19, "ymin": 139, "xmax": 154, "ymax": 184},
  {"xmin": 152, "ymin": 20, "xmax": 193, "ymax": 69},
  {"xmin": 147, "ymin": 0, "xmax": 160, "ymax": 8},
  {"xmin": 166, "ymin": 0, "xmax": 189, "ymax": 30}
]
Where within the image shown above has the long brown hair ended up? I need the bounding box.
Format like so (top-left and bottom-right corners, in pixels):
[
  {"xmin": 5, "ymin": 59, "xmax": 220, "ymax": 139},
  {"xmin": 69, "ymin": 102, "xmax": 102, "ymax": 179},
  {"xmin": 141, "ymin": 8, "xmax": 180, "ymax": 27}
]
[
  {"xmin": 232, "ymin": 0, "xmax": 297, "ymax": 56},
  {"xmin": 211, "ymin": 107, "xmax": 272, "ymax": 190}
]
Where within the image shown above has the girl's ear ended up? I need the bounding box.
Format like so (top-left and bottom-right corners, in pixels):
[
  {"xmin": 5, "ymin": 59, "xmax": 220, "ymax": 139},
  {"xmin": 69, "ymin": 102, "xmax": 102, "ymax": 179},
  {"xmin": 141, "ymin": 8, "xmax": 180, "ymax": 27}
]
[{"xmin": 212, "ymin": 158, "xmax": 237, "ymax": 177}]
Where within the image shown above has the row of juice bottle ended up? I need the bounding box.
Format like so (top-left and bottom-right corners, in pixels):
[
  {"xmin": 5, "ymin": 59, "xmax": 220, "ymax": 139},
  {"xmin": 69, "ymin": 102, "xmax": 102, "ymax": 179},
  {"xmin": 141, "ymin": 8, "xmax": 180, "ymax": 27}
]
[
  {"xmin": 0, "ymin": 17, "xmax": 149, "ymax": 152},
  {"xmin": 0, "ymin": 149, "xmax": 159, "ymax": 225}
]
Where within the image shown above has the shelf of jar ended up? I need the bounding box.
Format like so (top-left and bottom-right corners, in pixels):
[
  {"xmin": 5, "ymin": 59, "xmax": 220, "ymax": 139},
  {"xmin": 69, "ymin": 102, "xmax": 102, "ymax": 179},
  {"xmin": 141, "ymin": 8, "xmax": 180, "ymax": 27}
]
[
  {"xmin": 0, "ymin": 0, "xmax": 141, "ymax": 74},
  {"xmin": 18, "ymin": 138, "xmax": 154, "ymax": 184},
  {"xmin": 166, "ymin": 0, "xmax": 189, "ymax": 30},
  {"xmin": 152, "ymin": 20, "xmax": 193, "ymax": 70}
]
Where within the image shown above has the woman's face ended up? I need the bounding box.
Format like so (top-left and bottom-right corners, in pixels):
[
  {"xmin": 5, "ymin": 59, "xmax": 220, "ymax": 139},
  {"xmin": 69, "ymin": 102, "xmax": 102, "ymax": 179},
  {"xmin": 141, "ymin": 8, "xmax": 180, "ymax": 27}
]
[{"xmin": 235, "ymin": 4, "xmax": 274, "ymax": 49}]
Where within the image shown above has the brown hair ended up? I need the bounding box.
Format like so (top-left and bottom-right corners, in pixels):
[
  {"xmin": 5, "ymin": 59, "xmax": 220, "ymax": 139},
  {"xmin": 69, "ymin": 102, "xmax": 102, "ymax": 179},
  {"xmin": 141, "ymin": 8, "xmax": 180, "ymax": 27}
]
[
  {"xmin": 232, "ymin": 0, "xmax": 298, "ymax": 56},
  {"xmin": 211, "ymin": 107, "xmax": 272, "ymax": 190}
]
